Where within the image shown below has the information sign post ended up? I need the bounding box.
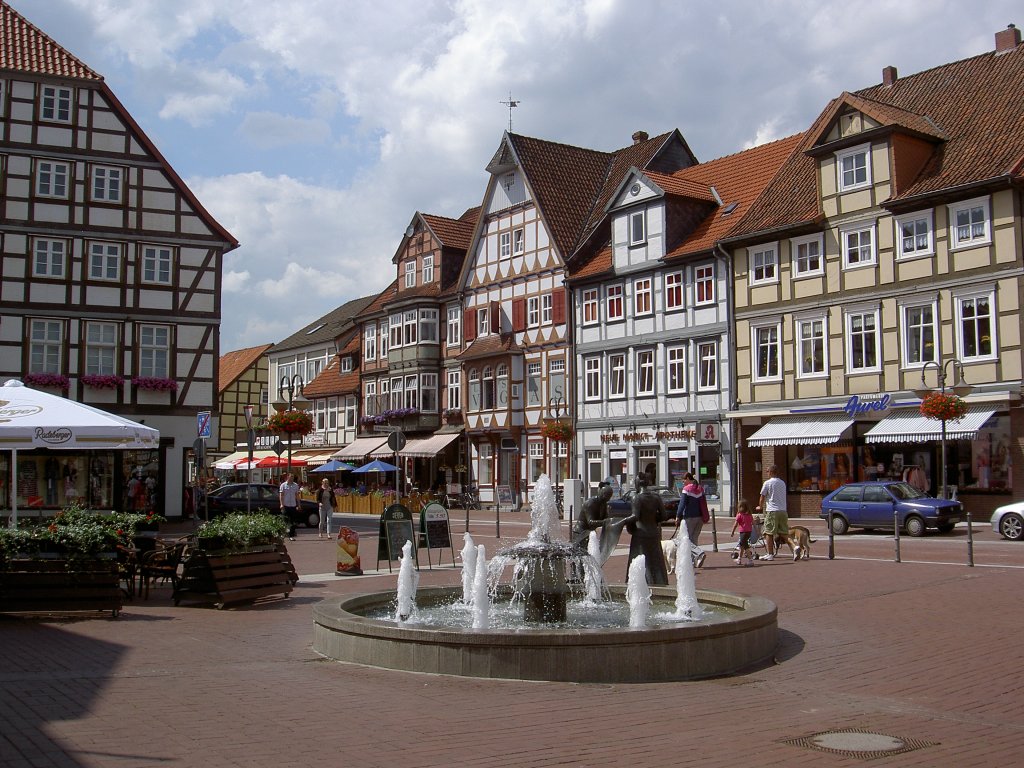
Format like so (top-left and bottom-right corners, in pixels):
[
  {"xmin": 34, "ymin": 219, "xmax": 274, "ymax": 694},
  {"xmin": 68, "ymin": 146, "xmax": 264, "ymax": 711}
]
[
  {"xmin": 377, "ymin": 504, "xmax": 417, "ymax": 573},
  {"xmin": 418, "ymin": 503, "xmax": 454, "ymax": 568}
]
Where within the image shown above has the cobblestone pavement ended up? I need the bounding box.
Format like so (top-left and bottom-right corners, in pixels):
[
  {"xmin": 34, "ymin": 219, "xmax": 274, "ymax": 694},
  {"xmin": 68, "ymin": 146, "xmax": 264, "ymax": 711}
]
[{"xmin": 1, "ymin": 512, "xmax": 1021, "ymax": 767}]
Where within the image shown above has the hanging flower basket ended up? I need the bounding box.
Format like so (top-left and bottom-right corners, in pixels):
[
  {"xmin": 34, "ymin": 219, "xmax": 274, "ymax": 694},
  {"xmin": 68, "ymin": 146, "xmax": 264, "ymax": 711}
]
[
  {"xmin": 23, "ymin": 372, "xmax": 69, "ymax": 391},
  {"xmin": 541, "ymin": 420, "xmax": 573, "ymax": 442},
  {"xmin": 81, "ymin": 374, "xmax": 124, "ymax": 390},
  {"xmin": 920, "ymin": 392, "xmax": 968, "ymax": 421},
  {"xmin": 268, "ymin": 409, "xmax": 314, "ymax": 435},
  {"xmin": 132, "ymin": 376, "xmax": 178, "ymax": 392}
]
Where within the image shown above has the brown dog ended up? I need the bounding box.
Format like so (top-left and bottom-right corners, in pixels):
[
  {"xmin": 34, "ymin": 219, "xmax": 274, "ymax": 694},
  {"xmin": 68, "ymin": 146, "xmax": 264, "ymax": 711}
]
[{"xmin": 787, "ymin": 526, "xmax": 814, "ymax": 560}]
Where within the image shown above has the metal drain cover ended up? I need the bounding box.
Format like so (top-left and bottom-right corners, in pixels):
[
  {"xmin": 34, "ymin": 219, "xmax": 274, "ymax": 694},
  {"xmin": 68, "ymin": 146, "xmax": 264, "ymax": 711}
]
[{"xmin": 782, "ymin": 729, "xmax": 937, "ymax": 760}]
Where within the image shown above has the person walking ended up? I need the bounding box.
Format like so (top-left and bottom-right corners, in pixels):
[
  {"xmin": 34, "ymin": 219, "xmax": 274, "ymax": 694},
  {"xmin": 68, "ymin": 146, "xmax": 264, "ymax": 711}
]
[
  {"xmin": 756, "ymin": 464, "xmax": 791, "ymax": 560},
  {"xmin": 731, "ymin": 499, "xmax": 756, "ymax": 566},
  {"xmin": 279, "ymin": 473, "xmax": 300, "ymax": 541},
  {"xmin": 673, "ymin": 472, "xmax": 707, "ymax": 568},
  {"xmin": 317, "ymin": 478, "xmax": 337, "ymax": 539}
]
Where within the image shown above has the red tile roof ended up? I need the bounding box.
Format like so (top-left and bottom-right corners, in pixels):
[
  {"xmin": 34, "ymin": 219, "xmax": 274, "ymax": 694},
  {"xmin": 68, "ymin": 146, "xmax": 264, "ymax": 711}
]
[
  {"xmin": 644, "ymin": 170, "xmax": 718, "ymax": 203},
  {"xmin": 0, "ymin": 1, "xmax": 100, "ymax": 80},
  {"xmin": 456, "ymin": 334, "xmax": 521, "ymax": 361},
  {"xmin": 422, "ymin": 212, "xmax": 476, "ymax": 251},
  {"xmin": 218, "ymin": 344, "xmax": 271, "ymax": 393},
  {"xmin": 732, "ymin": 42, "xmax": 1024, "ymax": 239},
  {"xmin": 303, "ymin": 356, "xmax": 361, "ymax": 398}
]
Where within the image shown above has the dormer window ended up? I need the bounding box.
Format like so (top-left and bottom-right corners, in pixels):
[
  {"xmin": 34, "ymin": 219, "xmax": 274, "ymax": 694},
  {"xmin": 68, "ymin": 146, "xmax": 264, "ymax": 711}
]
[
  {"xmin": 836, "ymin": 143, "xmax": 871, "ymax": 192},
  {"xmin": 340, "ymin": 356, "xmax": 353, "ymax": 373},
  {"xmin": 404, "ymin": 260, "xmax": 416, "ymax": 288},
  {"xmin": 422, "ymin": 254, "xmax": 434, "ymax": 283},
  {"xmin": 629, "ymin": 211, "xmax": 646, "ymax": 245}
]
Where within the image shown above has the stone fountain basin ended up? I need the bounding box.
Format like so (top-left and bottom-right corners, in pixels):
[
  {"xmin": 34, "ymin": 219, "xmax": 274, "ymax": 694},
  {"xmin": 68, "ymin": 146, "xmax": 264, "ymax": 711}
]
[{"xmin": 313, "ymin": 586, "xmax": 777, "ymax": 683}]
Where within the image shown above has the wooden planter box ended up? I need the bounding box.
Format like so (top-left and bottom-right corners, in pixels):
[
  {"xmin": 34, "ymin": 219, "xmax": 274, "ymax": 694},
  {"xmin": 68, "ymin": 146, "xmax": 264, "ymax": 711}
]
[
  {"xmin": 0, "ymin": 555, "xmax": 123, "ymax": 618},
  {"xmin": 173, "ymin": 543, "xmax": 298, "ymax": 609},
  {"xmin": 336, "ymin": 494, "xmax": 387, "ymax": 515}
]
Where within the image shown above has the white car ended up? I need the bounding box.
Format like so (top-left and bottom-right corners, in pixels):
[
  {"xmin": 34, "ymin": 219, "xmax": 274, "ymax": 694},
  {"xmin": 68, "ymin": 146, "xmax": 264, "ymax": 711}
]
[{"xmin": 991, "ymin": 502, "xmax": 1024, "ymax": 541}]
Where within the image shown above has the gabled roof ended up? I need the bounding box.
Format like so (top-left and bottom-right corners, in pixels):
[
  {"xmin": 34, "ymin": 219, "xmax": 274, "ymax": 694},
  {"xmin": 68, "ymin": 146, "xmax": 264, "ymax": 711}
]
[
  {"xmin": 804, "ymin": 92, "xmax": 947, "ymax": 151},
  {"xmin": 422, "ymin": 211, "xmax": 477, "ymax": 251},
  {"xmin": 269, "ymin": 293, "xmax": 376, "ymax": 353},
  {"xmin": 303, "ymin": 352, "xmax": 361, "ymax": 399},
  {"xmin": 0, "ymin": 1, "xmax": 100, "ymax": 80},
  {"xmin": 218, "ymin": 344, "xmax": 272, "ymax": 393},
  {"xmin": 456, "ymin": 334, "xmax": 521, "ymax": 361},
  {"xmin": 731, "ymin": 41, "xmax": 1024, "ymax": 239}
]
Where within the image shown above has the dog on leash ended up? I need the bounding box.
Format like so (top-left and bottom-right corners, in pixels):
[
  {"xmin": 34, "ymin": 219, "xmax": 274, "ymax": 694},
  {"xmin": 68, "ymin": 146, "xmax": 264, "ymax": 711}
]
[
  {"xmin": 787, "ymin": 526, "xmax": 815, "ymax": 560},
  {"xmin": 662, "ymin": 538, "xmax": 677, "ymax": 574}
]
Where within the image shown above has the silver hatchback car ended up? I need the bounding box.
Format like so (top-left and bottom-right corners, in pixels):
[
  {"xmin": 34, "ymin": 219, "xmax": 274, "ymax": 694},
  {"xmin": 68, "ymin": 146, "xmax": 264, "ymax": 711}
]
[{"xmin": 990, "ymin": 502, "xmax": 1024, "ymax": 541}]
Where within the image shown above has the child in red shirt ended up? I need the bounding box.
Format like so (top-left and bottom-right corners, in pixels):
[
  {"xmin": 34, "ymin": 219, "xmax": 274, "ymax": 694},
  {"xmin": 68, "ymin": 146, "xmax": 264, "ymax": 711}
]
[{"xmin": 731, "ymin": 499, "xmax": 755, "ymax": 566}]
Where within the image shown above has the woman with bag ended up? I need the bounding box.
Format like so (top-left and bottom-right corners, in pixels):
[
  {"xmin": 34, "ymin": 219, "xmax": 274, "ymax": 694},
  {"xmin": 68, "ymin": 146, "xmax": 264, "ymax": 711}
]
[
  {"xmin": 673, "ymin": 472, "xmax": 707, "ymax": 568},
  {"xmin": 317, "ymin": 478, "xmax": 337, "ymax": 539}
]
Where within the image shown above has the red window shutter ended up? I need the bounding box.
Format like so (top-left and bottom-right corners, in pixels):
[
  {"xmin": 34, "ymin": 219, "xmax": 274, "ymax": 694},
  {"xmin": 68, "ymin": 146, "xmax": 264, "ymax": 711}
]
[
  {"xmin": 512, "ymin": 298, "xmax": 525, "ymax": 331},
  {"xmin": 490, "ymin": 300, "xmax": 501, "ymax": 333},
  {"xmin": 551, "ymin": 289, "xmax": 566, "ymax": 325},
  {"xmin": 464, "ymin": 308, "xmax": 476, "ymax": 342}
]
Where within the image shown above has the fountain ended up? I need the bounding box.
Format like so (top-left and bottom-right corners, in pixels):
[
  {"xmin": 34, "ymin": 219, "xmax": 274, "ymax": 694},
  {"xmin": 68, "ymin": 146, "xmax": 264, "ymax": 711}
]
[{"xmin": 313, "ymin": 474, "xmax": 777, "ymax": 683}]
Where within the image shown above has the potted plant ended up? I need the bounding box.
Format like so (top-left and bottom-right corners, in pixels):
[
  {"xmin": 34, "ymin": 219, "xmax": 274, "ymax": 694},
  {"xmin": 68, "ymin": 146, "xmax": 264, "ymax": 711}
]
[
  {"xmin": 132, "ymin": 376, "xmax": 179, "ymax": 392},
  {"xmin": 193, "ymin": 510, "xmax": 287, "ymax": 553},
  {"xmin": 81, "ymin": 374, "xmax": 124, "ymax": 390},
  {"xmin": 920, "ymin": 392, "xmax": 969, "ymax": 421},
  {"xmin": 267, "ymin": 409, "xmax": 314, "ymax": 435},
  {"xmin": 23, "ymin": 372, "xmax": 70, "ymax": 392},
  {"xmin": 541, "ymin": 420, "xmax": 573, "ymax": 442}
]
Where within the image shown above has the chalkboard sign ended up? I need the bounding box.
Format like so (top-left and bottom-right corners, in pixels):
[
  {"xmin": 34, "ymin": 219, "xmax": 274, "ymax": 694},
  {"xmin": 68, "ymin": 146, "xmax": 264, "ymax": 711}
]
[
  {"xmin": 419, "ymin": 503, "xmax": 451, "ymax": 549},
  {"xmin": 377, "ymin": 504, "xmax": 417, "ymax": 569},
  {"xmin": 496, "ymin": 484, "xmax": 514, "ymax": 508}
]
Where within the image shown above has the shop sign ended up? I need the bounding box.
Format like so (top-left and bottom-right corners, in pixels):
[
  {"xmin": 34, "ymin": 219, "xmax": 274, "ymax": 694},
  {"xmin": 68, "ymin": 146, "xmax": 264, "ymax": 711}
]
[
  {"xmin": 843, "ymin": 394, "xmax": 891, "ymax": 418},
  {"xmin": 601, "ymin": 429, "xmax": 697, "ymax": 443},
  {"xmin": 697, "ymin": 422, "xmax": 720, "ymax": 444}
]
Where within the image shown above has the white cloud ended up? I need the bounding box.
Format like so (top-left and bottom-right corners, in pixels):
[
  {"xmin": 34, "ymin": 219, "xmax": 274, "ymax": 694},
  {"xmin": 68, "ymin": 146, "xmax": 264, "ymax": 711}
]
[{"xmin": 238, "ymin": 112, "xmax": 331, "ymax": 149}]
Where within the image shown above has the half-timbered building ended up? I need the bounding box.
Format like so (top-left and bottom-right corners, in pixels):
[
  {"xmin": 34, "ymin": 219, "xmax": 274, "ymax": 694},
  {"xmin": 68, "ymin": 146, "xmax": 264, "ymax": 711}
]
[{"xmin": 0, "ymin": 1, "xmax": 237, "ymax": 516}]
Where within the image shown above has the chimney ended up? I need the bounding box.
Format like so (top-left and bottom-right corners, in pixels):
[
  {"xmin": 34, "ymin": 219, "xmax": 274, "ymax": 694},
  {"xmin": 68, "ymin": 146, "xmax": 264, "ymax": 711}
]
[
  {"xmin": 631, "ymin": 130, "xmax": 649, "ymax": 144},
  {"xmin": 995, "ymin": 24, "xmax": 1021, "ymax": 53},
  {"xmin": 882, "ymin": 65, "xmax": 898, "ymax": 87}
]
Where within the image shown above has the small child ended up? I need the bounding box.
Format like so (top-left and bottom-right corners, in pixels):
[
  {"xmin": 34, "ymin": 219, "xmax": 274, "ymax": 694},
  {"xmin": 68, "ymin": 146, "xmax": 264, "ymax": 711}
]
[{"xmin": 731, "ymin": 499, "xmax": 755, "ymax": 566}]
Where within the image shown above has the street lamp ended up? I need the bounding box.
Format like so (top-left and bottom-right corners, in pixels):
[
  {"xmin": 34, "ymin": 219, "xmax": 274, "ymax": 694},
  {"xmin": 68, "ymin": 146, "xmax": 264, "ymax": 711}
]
[
  {"xmin": 548, "ymin": 396, "xmax": 567, "ymax": 514},
  {"xmin": 271, "ymin": 374, "xmax": 311, "ymax": 475},
  {"xmin": 912, "ymin": 358, "xmax": 973, "ymax": 499}
]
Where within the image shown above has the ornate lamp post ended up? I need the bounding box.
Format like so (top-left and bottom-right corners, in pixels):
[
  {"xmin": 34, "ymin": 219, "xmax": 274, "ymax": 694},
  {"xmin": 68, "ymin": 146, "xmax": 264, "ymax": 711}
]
[
  {"xmin": 546, "ymin": 396, "xmax": 568, "ymax": 513},
  {"xmin": 271, "ymin": 374, "xmax": 311, "ymax": 475},
  {"xmin": 912, "ymin": 358, "xmax": 972, "ymax": 499}
]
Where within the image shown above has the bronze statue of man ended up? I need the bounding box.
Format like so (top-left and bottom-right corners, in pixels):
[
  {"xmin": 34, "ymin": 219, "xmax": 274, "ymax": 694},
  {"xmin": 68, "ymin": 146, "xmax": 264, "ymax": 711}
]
[
  {"xmin": 624, "ymin": 482, "xmax": 671, "ymax": 585},
  {"xmin": 572, "ymin": 484, "xmax": 624, "ymax": 565}
]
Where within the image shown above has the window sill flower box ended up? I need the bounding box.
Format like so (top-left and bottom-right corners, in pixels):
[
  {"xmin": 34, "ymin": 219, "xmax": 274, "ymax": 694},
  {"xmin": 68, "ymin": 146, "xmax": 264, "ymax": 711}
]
[
  {"xmin": 132, "ymin": 376, "xmax": 179, "ymax": 392},
  {"xmin": 23, "ymin": 373, "xmax": 70, "ymax": 391},
  {"xmin": 81, "ymin": 374, "xmax": 124, "ymax": 390}
]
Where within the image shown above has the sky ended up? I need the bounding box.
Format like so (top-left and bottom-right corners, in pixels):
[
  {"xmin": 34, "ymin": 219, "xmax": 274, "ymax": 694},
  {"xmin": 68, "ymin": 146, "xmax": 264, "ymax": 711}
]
[{"xmin": 9, "ymin": 0, "xmax": 1022, "ymax": 352}]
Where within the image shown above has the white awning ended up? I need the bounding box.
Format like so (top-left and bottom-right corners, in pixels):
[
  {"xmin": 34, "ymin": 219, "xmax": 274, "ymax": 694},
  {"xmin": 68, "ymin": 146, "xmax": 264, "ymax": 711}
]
[
  {"xmin": 214, "ymin": 450, "xmax": 275, "ymax": 469},
  {"xmin": 865, "ymin": 408, "xmax": 996, "ymax": 443},
  {"xmin": 371, "ymin": 442, "xmax": 397, "ymax": 458},
  {"xmin": 400, "ymin": 432, "xmax": 462, "ymax": 458},
  {"xmin": 292, "ymin": 451, "xmax": 337, "ymax": 466},
  {"xmin": 333, "ymin": 436, "xmax": 389, "ymax": 459},
  {"xmin": 747, "ymin": 414, "xmax": 854, "ymax": 447}
]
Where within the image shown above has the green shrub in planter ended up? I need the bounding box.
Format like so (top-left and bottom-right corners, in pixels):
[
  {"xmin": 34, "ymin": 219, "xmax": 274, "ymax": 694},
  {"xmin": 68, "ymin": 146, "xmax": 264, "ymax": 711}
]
[{"xmin": 195, "ymin": 510, "xmax": 287, "ymax": 551}]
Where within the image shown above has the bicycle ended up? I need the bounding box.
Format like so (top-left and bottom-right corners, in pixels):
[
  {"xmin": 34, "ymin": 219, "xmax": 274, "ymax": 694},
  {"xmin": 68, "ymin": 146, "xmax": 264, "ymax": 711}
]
[{"xmin": 462, "ymin": 485, "xmax": 482, "ymax": 511}]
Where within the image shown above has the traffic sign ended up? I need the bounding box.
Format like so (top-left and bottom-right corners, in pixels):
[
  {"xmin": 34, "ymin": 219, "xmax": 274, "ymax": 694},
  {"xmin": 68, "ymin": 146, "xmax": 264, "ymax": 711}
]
[
  {"xmin": 197, "ymin": 410, "xmax": 211, "ymax": 439},
  {"xmin": 272, "ymin": 439, "xmax": 286, "ymax": 456},
  {"xmin": 387, "ymin": 431, "xmax": 406, "ymax": 452}
]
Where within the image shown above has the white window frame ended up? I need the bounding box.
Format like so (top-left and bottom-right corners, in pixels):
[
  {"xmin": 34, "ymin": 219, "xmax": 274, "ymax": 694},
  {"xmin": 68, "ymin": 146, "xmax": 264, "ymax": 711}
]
[
  {"xmin": 752, "ymin": 322, "xmax": 782, "ymax": 382},
  {"xmin": 40, "ymin": 85, "xmax": 72, "ymax": 122},
  {"xmin": 138, "ymin": 324, "xmax": 170, "ymax": 378},
  {"xmin": 526, "ymin": 362, "xmax": 541, "ymax": 406},
  {"xmin": 365, "ymin": 381, "xmax": 377, "ymax": 415},
  {"xmin": 421, "ymin": 254, "xmax": 434, "ymax": 283},
  {"xmin": 750, "ymin": 243, "xmax": 778, "ymax": 285},
  {"xmin": 895, "ymin": 211, "xmax": 934, "ymax": 260},
  {"xmin": 584, "ymin": 357, "xmax": 601, "ymax": 401},
  {"xmin": 694, "ymin": 264, "xmax": 715, "ymax": 305},
  {"xmin": 447, "ymin": 369, "xmax": 461, "ymax": 411},
  {"xmin": 948, "ymin": 196, "xmax": 991, "ymax": 250},
  {"xmin": 609, "ymin": 353, "xmax": 626, "ymax": 399},
  {"xmin": 796, "ymin": 315, "xmax": 828, "ymax": 378},
  {"xmin": 390, "ymin": 377, "xmax": 404, "ymax": 410},
  {"xmin": 477, "ymin": 306, "xmax": 490, "ymax": 337},
  {"xmin": 340, "ymin": 356, "xmax": 353, "ymax": 373},
  {"xmin": 697, "ymin": 340, "xmax": 717, "ymax": 391},
  {"xmin": 629, "ymin": 210, "xmax": 646, "ymax": 246},
  {"xmin": 635, "ymin": 349, "xmax": 655, "ymax": 396},
  {"xmin": 419, "ymin": 308, "xmax": 438, "ymax": 343},
  {"xmin": 421, "ymin": 373, "xmax": 438, "ymax": 412},
  {"xmin": 389, "ymin": 314, "xmax": 402, "ymax": 350},
  {"xmin": 581, "ymin": 288, "xmax": 599, "ymax": 325},
  {"xmin": 606, "ymin": 284, "xmax": 624, "ymax": 321},
  {"xmin": 142, "ymin": 245, "xmax": 172, "ymax": 284},
  {"xmin": 36, "ymin": 160, "xmax": 69, "ymax": 198},
  {"xmin": 404, "ymin": 260, "xmax": 416, "ymax": 288},
  {"xmin": 791, "ymin": 234, "xmax": 824, "ymax": 277},
  {"xmin": 446, "ymin": 307, "xmax": 461, "ymax": 346},
  {"xmin": 845, "ymin": 308, "xmax": 881, "ymax": 374},
  {"xmin": 666, "ymin": 346, "xmax": 686, "ymax": 393},
  {"xmin": 527, "ymin": 296, "xmax": 540, "ymax": 328},
  {"xmin": 402, "ymin": 310, "xmax": 417, "ymax": 346},
  {"xmin": 33, "ymin": 238, "xmax": 66, "ymax": 278},
  {"xmin": 956, "ymin": 290, "xmax": 996, "ymax": 361},
  {"xmin": 86, "ymin": 321, "xmax": 117, "ymax": 376},
  {"xmin": 88, "ymin": 242, "xmax": 120, "ymax": 281},
  {"xmin": 836, "ymin": 142, "xmax": 871, "ymax": 192},
  {"xmin": 499, "ymin": 231, "xmax": 511, "ymax": 259},
  {"xmin": 379, "ymin": 320, "xmax": 389, "ymax": 357},
  {"xmin": 512, "ymin": 227, "xmax": 525, "ymax": 255},
  {"xmin": 900, "ymin": 300, "xmax": 937, "ymax": 368},
  {"xmin": 664, "ymin": 271, "xmax": 683, "ymax": 310},
  {"xmin": 91, "ymin": 165, "xmax": 123, "ymax": 203},
  {"xmin": 541, "ymin": 294, "xmax": 553, "ymax": 325},
  {"xmin": 840, "ymin": 221, "xmax": 877, "ymax": 269},
  {"xmin": 634, "ymin": 277, "xmax": 652, "ymax": 316},
  {"xmin": 29, "ymin": 319, "xmax": 63, "ymax": 374},
  {"xmin": 364, "ymin": 325, "xmax": 376, "ymax": 361},
  {"xmin": 404, "ymin": 374, "xmax": 419, "ymax": 410}
]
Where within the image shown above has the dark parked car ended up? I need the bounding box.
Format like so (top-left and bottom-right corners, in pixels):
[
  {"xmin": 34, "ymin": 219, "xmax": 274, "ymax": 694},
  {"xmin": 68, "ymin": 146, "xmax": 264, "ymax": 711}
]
[
  {"xmin": 819, "ymin": 480, "xmax": 963, "ymax": 537},
  {"xmin": 608, "ymin": 486, "xmax": 681, "ymax": 520},
  {"xmin": 203, "ymin": 483, "xmax": 320, "ymax": 528}
]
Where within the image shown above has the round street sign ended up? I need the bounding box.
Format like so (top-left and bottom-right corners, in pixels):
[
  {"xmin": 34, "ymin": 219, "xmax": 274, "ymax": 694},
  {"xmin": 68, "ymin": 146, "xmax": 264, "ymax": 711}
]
[{"xmin": 387, "ymin": 431, "xmax": 406, "ymax": 452}]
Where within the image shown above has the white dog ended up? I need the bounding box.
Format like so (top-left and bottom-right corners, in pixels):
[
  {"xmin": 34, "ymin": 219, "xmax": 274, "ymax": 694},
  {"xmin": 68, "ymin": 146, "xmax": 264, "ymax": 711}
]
[{"xmin": 661, "ymin": 538, "xmax": 677, "ymax": 574}]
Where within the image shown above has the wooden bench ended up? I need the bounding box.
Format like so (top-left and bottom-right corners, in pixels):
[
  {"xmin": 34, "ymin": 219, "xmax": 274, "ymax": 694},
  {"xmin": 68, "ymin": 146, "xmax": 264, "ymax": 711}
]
[{"xmin": 173, "ymin": 543, "xmax": 298, "ymax": 609}]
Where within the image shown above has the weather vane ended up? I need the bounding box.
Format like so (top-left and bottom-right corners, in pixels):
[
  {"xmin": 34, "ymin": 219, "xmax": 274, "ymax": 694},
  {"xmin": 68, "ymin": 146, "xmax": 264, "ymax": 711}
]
[{"xmin": 499, "ymin": 91, "xmax": 519, "ymax": 132}]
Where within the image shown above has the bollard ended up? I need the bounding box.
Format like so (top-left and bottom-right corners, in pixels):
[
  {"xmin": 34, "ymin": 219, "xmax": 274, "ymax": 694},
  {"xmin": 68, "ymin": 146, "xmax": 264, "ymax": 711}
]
[
  {"xmin": 966, "ymin": 508, "xmax": 974, "ymax": 567},
  {"xmin": 828, "ymin": 511, "xmax": 835, "ymax": 560},
  {"xmin": 893, "ymin": 509, "xmax": 901, "ymax": 563}
]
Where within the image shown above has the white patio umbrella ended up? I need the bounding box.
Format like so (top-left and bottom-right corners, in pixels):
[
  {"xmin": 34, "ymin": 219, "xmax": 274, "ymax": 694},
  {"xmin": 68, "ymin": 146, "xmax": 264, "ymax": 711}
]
[{"xmin": 0, "ymin": 379, "xmax": 160, "ymax": 526}]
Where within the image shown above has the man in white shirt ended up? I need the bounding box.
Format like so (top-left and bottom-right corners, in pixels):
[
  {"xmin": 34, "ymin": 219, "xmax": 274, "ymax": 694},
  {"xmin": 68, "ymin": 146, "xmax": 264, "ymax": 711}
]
[
  {"xmin": 756, "ymin": 464, "xmax": 792, "ymax": 561},
  {"xmin": 279, "ymin": 473, "xmax": 300, "ymax": 541}
]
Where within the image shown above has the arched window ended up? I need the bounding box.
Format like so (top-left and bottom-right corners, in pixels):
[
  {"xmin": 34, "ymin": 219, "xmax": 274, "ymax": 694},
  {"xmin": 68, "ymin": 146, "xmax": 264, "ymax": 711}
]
[
  {"xmin": 468, "ymin": 368, "xmax": 481, "ymax": 411},
  {"xmin": 496, "ymin": 363, "xmax": 509, "ymax": 407},
  {"xmin": 482, "ymin": 366, "xmax": 495, "ymax": 410}
]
